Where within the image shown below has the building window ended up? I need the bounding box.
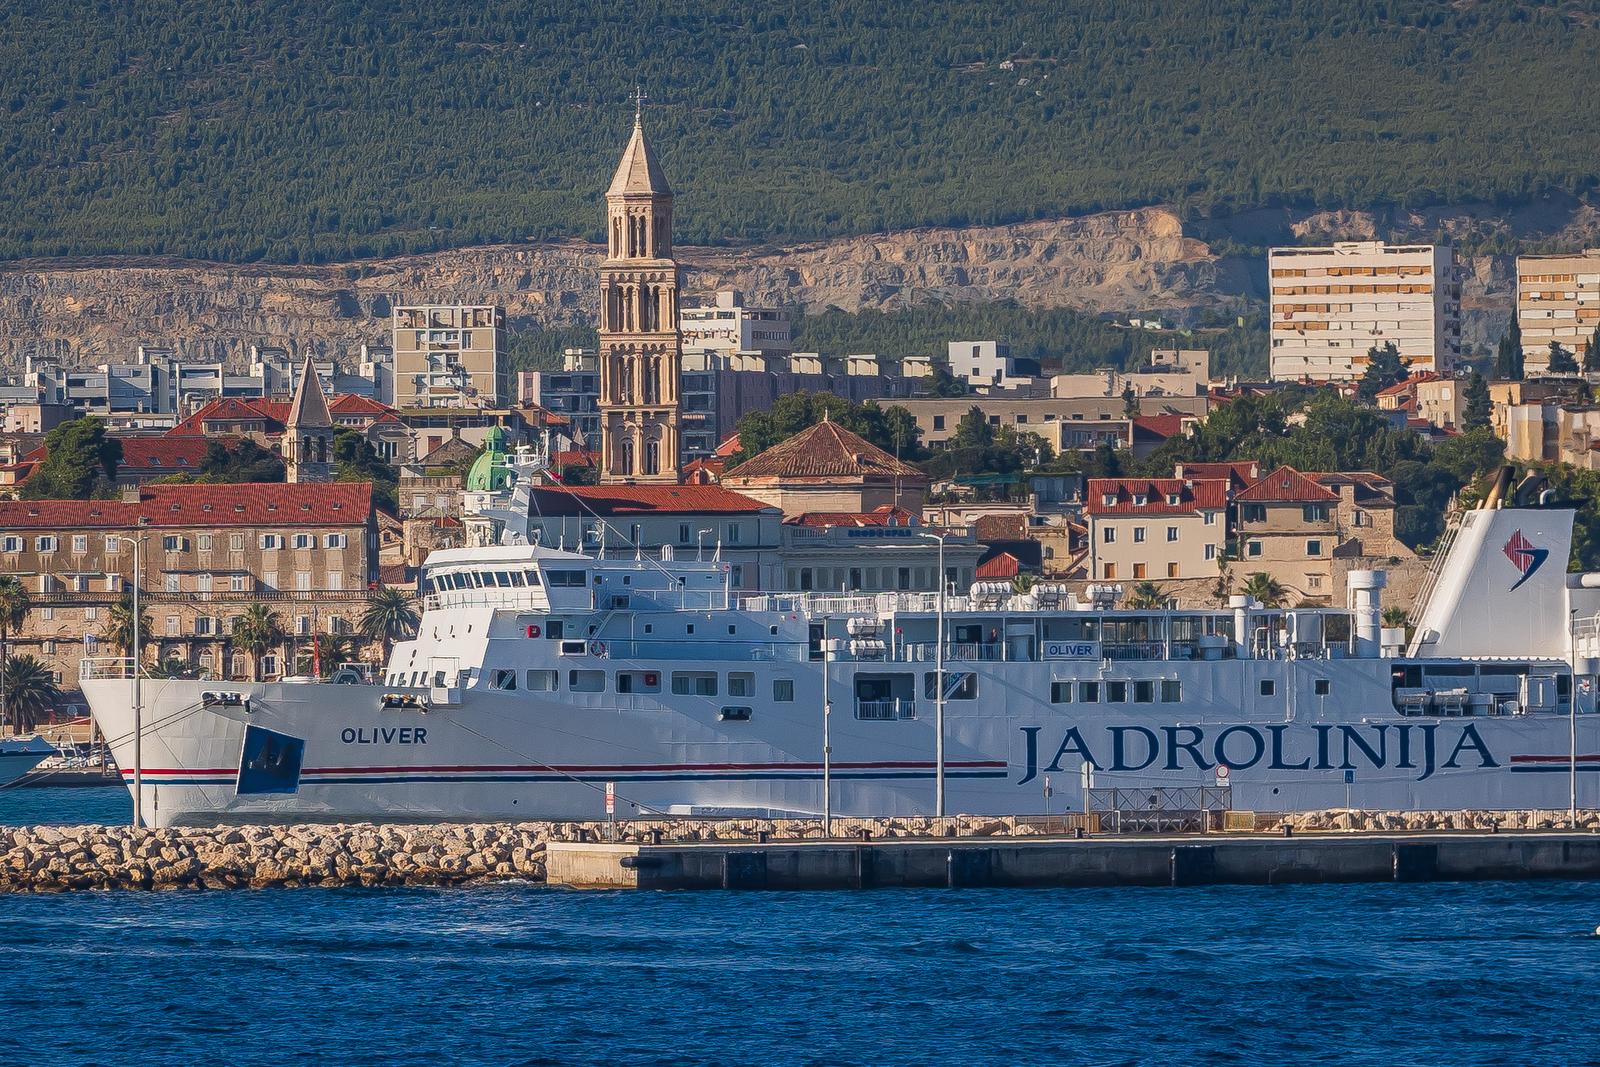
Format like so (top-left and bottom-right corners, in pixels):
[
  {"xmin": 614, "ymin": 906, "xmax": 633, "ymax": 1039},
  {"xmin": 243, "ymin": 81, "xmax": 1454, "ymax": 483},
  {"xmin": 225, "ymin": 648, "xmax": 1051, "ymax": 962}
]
[
  {"xmin": 773, "ymin": 679, "xmax": 794, "ymax": 702},
  {"xmin": 0, "ymin": 537, "xmax": 20, "ymax": 554},
  {"xmin": 160, "ymin": 535, "xmax": 182, "ymax": 552},
  {"xmin": 1205, "ymin": 544, "xmax": 1217, "ymax": 561},
  {"xmin": 1167, "ymin": 563, "xmax": 1179, "ymax": 578},
  {"xmin": 1102, "ymin": 563, "xmax": 1116, "ymax": 580},
  {"xmin": 1166, "ymin": 526, "xmax": 1179, "ymax": 542},
  {"xmin": 164, "ymin": 575, "xmax": 179, "ymax": 593},
  {"xmin": 1103, "ymin": 527, "xmax": 1116, "ymax": 544},
  {"xmin": 679, "ymin": 524, "xmax": 691, "ymax": 544},
  {"xmin": 1247, "ymin": 541, "xmax": 1262, "ymax": 557},
  {"xmin": 325, "ymin": 534, "xmax": 347, "ymax": 549},
  {"xmin": 36, "ymin": 536, "xmax": 57, "ymax": 553},
  {"xmin": 726, "ymin": 523, "xmax": 742, "ymax": 545},
  {"xmin": 72, "ymin": 535, "xmax": 88, "ymax": 554},
  {"xmin": 1303, "ymin": 504, "xmax": 1329, "ymax": 522},
  {"xmin": 260, "ymin": 534, "xmax": 282, "ymax": 551},
  {"xmin": 1306, "ymin": 540, "xmax": 1322, "ymax": 556},
  {"xmin": 932, "ymin": 415, "xmax": 946, "ymax": 431},
  {"xmin": 293, "ymin": 534, "xmax": 314, "ymax": 550},
  {"xmin": 1204, "ymin": 512, "xmax": 1217, "ymax": 525},
  {"xmin": 231, "ymin": 534, "xmax": 245, "ymax": 551},
  {"xmin": 1132, "ymin": 563, "xmax": 1146, "ymax": 579},
  {"xmin": 165, "ymin": 616, "xmax": 180, "ymax": 636},
  {"xmin": 1242, "ymin": 504, "xmax": 1265, "ymax": 523},
  {"xmin": 1132, "ymin": 527, "xmax": 1146, "ymax": 544}
]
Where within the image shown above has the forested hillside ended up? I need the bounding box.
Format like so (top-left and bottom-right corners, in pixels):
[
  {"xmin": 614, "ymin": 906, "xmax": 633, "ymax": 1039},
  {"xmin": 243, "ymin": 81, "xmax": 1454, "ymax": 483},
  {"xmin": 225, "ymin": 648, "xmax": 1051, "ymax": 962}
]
[{"xmin": 3, "ymin": 1, "xmax": 1598, "ymax": 263}]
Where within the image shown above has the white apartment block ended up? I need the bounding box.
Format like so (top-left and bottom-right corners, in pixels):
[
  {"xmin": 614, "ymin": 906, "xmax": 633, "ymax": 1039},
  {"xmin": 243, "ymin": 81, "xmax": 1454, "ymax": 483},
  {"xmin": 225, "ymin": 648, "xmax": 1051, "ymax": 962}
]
[
  {"xmin": 948, "ymin": 341, "xmax": 1042, "ymax": 391},
  {"xmin": 1516, "ymin": 252, "xmax": 1600, "ymax": 374},
  {"xmin": 1268, "ymin": 242, "xmax": 1460, "ymax": 382},
  {"xmin": 679, "ymin": 290, "xmax": 792, "ymax": 356},
  {"xmin": 392, "ymin": 305, "xmax": 506, "ymax": 409}
]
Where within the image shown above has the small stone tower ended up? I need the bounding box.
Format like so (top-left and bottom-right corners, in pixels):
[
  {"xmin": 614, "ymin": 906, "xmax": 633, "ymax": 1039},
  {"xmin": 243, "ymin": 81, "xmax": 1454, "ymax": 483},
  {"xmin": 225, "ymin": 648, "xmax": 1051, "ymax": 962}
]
[
  {"xmin": 283, "ymin": 354, "xmax": 334, "ymax": 484},
  {"xmin": 598, "ymin": 95, "xmax": 682, "ymax": 484}
]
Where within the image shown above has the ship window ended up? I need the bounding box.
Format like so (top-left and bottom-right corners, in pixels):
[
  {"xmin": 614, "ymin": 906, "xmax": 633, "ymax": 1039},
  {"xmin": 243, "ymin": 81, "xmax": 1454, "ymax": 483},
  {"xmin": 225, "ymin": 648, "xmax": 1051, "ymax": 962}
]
[
  {"xmin": 672, "ymin": 672, "xmax": 718, "ymax": 696},
  {"xmin": 773, "ymin": 679, "xmax": 794, "ymax": 702},
  {"xmin": 569, "ymin": 669, "xmax": 605, "ymax": 692},
  {"xmin": 1314, "ymin": 679, "xmax": 1331, "ymax": 696},
  {"xmin": 524, "ymin": 570, "xmax": 542, "ymax": 586},
  {"xmin": 493, "ymin": 571, "xmax": 513, "ymax": 587},
  {"xmin": 1079, "ymin": 681, "xmax": 1101, "ymax": 703},
  {"xmin": 719, "ymin": 706, "xmax": 753, "ymax": 722},
  {"xmin": 525, "ymin": 670, "xmax": 558, "ymax": 691},
  {"xmin": 617, "ymin": 671, "xmax": 660, "ymax": 694},
  {"xmin": 545, "ymin": 620, "xmax": 564, "ymax": 639},
  {"xmin": 1050, "ymin": 682, "xmax": 1072, "ymax": 704},
  {"xmin": 924, "ymin": 673, "xmax": 977, "ymax": 700},
  {"xmin": 727, "ymin": 672, "xmax": 754, "ymax": 697},
  {"xmin": 547, "ymin": 570, "xmax": 587, "ymax": 587},
  {"xmin": 1134, "ymin": 680, "xmax": 1155, "ymax": 703},
  {"xmin": 1161, "ymin": 680, "xmax": 1181, "ymax": 703},
  {"xmin": 1106, "ymin": 681, "xmax": 1128, "ymax": 703},
  {"xmin": 491, "ymin": 669, "xmax": 517, "ymax": 691},
  {"xmin": 1259, "ymin": 679, "xmax": 1276, "ymax": 697}
]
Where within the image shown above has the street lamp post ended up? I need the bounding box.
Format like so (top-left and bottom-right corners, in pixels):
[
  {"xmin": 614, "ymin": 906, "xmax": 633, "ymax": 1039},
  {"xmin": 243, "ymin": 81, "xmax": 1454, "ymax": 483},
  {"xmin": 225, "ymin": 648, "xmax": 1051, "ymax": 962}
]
[
  {"xmin": 918, "ymin": 531, "xmax": 948, "ymax": 817},
  {"xmin": 820, "ymin": 619, "xmax": 833, "ymax": 837},
  {"xmin": 113, "ymin": 534, "xmax": 147, "ymax": 829}
]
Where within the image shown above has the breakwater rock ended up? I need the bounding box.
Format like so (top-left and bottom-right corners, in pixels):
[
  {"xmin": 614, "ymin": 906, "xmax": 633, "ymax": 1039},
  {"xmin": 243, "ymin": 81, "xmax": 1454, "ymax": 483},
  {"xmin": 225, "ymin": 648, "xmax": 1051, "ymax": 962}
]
[{"xmin": 3, "ymin": 811, "xmax": 1598, "ymax": 892}]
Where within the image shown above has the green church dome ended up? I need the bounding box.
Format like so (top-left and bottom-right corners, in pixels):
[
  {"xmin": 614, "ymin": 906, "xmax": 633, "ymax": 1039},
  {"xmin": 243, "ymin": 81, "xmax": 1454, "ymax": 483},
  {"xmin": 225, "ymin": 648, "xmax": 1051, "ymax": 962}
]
[{"xmin": 465, "ymin": 426, "xmax": 512, "ymax": 491}]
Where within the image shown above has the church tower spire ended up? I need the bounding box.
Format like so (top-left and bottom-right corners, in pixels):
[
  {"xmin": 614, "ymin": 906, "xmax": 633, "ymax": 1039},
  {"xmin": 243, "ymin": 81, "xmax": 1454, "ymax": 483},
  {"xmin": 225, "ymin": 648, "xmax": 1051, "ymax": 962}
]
[
  {"xmin": 283, "ymin": 354, "xmax": 334, "ymax": 484},
  {"xmin": 597, "ymin": 98, "xmax": 681, "ymax": 484}
]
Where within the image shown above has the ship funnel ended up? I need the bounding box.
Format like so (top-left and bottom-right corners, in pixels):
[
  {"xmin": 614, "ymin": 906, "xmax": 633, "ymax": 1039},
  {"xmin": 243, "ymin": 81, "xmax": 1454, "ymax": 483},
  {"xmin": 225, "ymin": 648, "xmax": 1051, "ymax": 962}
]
[{"xmin": 1347, "ymin": 570, "xmax": 1385, "ymax": 658}]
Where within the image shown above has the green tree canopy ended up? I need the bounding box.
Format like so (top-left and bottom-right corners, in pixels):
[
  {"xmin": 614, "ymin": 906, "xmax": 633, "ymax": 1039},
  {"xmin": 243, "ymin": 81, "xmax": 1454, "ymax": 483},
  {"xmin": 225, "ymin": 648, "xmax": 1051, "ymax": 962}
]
[
  {"xmin": 1548, "ymin": 342, "xmax": 1580, "ymax": 375},
  {"xmin": 1494, "ymin": 319, "xmax": 1524, "ymax": 381},
  {"xmin": 1462, "ymin": 371, "xmax": 1491, "ymax": 431},
  {"xmin": 730, "ymin": 393, "xmax": 922, "ymax": 466},
  {"xmin": 1356, "ymin": 342, "xmax": 1410, "ymax": 404},
  {"xmin": 20, "ymin": 418, "xmax": 121, "ymax": 500},
  {"xmin": 332, "ymin": 429, "xmax": 398, "ymax": 512}
]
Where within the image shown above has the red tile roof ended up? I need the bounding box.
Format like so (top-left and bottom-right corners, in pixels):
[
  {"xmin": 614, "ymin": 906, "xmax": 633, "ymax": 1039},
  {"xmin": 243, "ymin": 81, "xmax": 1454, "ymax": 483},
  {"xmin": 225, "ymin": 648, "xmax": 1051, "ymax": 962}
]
[
  {"xmin": 715, "ymin": 433, "xmax": 742, "ymax": 458},
  {"xmin": 20, "ymin": 436, "xmax": 215, "ymax": 476},
  {"xmin": 168, "ymin": 394, "xmax": 394, "ymax": 436},
  {"xmin": 1131, "ymin": 414, "xmax": 1190, "ymax": 441},
  {"xmin": 973, "ymin": 514, "xmax": 1028, "ymax": 541},
  {"xmin": 788, "ymin": 506, "xmax": 921, "ymax": 528},
  {"xmin": 1174, "ymin": 461, "xmax": 1260, "ymax": 489},
  {"xmin": 1085, "ymin": 477, "xmax": 1228, "ymax": 516},
  {"xmin": 1235, "ymin": 465, "xmax": 1339, "ymax": 503},
  {"xmin": 1376, "ymin": 372, "xmax": 1440, "ymax": 398},
  {"xmin": 976, "ymin": 552, "xmax": 1021, "ymax": 579},
  {"xmin": 0, "ymin": 482, "xmax": 373, "ymax": 529},
  {"xmin": 724, "ymin": 420, "xmax": 924, "ymax": 481},
  {"xmin": 552, "ymin": 449, "xmax": 600, "ymax": 468},
  {"xmin": 527, "ymin": 484, "xmax": 775, "ymax": 517}
]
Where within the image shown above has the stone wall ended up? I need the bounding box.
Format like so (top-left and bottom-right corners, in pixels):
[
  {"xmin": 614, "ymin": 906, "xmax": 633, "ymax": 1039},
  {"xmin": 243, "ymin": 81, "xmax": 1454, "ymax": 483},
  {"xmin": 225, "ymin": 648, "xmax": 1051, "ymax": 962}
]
[{"xmin": 3, "ymin": 811, "xmax": 1598, "ymax": 892}]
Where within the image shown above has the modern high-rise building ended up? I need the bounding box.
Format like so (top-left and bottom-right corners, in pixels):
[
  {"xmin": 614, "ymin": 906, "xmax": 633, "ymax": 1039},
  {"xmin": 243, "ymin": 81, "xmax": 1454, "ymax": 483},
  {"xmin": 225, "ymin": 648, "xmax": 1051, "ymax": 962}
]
[
  {"xmin": 597, "ymin": 106, "xmax": 682, "ymax": 483},
  {"xmin": 1268, "ymin": 241, "xmax": 1460, "ymax": 382},
  {"xmin": 391, "ymin": 304, "xmax": 506, "ymax": 409},
  {"xmin": 1516, "ymin": 251, "xmax": 1600, "ymax": 374}
]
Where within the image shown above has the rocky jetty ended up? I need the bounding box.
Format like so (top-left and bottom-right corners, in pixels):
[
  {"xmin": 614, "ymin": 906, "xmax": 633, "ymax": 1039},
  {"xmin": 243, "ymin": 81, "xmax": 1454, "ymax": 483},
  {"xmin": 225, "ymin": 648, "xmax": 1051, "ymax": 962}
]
[{"xmin": 2, "ymin": 811, "xmax": 1596, "ymax": 892}]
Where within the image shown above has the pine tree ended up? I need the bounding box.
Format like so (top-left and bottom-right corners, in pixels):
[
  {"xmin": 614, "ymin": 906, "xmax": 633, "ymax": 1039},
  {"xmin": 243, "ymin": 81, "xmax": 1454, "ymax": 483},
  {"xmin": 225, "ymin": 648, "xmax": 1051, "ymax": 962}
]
[
  {"xmin": 1462, "ymin": 370, "xmax": 1491, "ymax": 430},
  {"xmin": 1494, "ymin": 319, "xmax": 1524, "ymax": 380},
  {"xmin": 1548, "ymin": 341, "xmax": 1579, "ymax": 375},
  {"xmin": 1357, "ymin": 341, "xmax": 1409, "ymax": 403},
  {"xmin": 1585, "ymin": 326, "xmax": 1600, "ymax": 374}
]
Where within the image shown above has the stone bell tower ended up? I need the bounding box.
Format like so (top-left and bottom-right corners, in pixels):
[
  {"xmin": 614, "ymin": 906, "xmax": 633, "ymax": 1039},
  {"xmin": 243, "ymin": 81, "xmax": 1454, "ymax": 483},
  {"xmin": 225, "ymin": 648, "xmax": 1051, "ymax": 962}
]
[
  {"xmin": 283, "ymin": 354, "xmax": 333, "ymax": 484},
  {"xmin": 597, "ymin": 94, "xmax": 681, "ymax": 483}
]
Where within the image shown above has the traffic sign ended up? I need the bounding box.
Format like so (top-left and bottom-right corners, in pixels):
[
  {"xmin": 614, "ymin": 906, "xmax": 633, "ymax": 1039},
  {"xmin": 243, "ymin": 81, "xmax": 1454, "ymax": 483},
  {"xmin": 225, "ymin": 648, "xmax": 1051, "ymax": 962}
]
[
  {"xmin": 605, "ymin": 781, "xmax": 616, "ymax": 815},
  {"xmin": 1215, "ymin": 764, "xmax": 1230, "ymax": 787}
]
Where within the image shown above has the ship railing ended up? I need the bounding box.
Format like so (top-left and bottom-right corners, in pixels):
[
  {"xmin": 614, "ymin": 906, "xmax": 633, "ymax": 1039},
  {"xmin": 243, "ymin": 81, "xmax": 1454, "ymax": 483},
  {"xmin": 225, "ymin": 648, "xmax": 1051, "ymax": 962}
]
[
  {"xmin": 1103, "ymin": 641, "xmax": 1168, "ymax": 661},
  {"xmin": 80, "ymin": 657, "xmax": 140, "ymax": 681},
  {"xmin": 854, "ymin": 698, "xmax": 917, "ymax": 721},
  {"xmin": 593, "ymin": 640, "xmax": 806, "ymax": 663}
]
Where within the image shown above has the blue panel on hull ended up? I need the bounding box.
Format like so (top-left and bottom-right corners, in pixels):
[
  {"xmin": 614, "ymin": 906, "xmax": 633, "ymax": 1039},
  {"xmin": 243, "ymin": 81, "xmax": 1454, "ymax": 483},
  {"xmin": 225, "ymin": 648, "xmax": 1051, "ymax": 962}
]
[{"xmin": 237, "ymin": 725, "xmax": 306, "ymax": 795}]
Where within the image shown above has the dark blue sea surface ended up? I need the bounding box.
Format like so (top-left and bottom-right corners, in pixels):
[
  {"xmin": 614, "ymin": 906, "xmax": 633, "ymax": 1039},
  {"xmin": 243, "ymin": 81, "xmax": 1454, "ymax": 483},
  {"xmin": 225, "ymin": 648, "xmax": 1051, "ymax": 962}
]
[{"xmin": 3, "ymin": 791, "xmax": 1600, "ymax": 1064}]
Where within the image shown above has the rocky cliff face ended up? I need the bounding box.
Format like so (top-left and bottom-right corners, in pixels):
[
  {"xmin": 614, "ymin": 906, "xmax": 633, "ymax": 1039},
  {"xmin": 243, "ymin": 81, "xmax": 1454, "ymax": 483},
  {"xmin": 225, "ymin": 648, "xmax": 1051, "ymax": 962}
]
[
  {"xmin": 1, "ymin": 196, "xmax": 1594, "ymax": 371},
  {"xmin": 0, "ymin": 208, "xmax": 1252, "ymax": 370}
]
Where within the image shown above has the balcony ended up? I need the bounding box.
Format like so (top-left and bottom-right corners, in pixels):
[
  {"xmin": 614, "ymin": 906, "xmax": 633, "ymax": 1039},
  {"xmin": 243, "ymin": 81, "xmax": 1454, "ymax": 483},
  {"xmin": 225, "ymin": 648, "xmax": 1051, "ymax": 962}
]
[{"xmin": 855, "ymin": 698, "xmax": 916, "ymax": 721}]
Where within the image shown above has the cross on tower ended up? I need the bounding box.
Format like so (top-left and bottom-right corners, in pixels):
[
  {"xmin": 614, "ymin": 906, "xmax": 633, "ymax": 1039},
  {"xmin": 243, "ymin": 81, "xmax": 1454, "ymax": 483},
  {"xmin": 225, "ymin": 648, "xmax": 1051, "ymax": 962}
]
[{"xmin": 632, "ymin": 85, "xmax": 649, "ymax": 125}]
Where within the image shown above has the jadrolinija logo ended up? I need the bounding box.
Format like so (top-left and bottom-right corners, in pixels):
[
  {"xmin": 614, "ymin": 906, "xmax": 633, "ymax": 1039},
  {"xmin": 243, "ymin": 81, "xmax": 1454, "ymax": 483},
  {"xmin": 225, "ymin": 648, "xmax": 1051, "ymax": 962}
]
[{"xmin": 1503, "ymin": 529, "xmax": 1549, "ymax": 591}]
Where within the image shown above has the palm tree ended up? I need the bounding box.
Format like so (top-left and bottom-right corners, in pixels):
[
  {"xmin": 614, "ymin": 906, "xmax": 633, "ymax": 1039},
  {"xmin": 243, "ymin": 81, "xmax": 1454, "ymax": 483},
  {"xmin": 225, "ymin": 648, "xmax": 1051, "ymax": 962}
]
[
  {"xmin": 1242, "ymin": 572, "xmax": 1286, "ymax": 608},
  {"xmin": 232, "ymin": 604, "xmax": 287, "ymax": 682},
  {"xmin": 359, "ymin": 585, "xmax": 419, "ymax": 661},
  {"xmin": 1125, "ymin": 581, "xmax": 1169, "ymax": 610},
  {"xmin": 0, "ymin": 576, "xmax": 31, "ymax": 734},
  {"xmin": 1382, "ymin": 607, "xmax": 1410, "ymax": 632},
  {"xmin": 1, "ymin": 655, "xmax": 60, "ymax": 733},
  {"xmin": 102, "ymin": 592, "xmax": 151, "ymax": 662}
]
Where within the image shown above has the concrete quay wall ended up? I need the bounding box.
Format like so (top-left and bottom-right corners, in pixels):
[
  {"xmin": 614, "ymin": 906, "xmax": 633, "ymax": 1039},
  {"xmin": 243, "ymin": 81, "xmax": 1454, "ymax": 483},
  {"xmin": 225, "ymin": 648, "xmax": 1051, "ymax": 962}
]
[{"xmin": 3, "ymin": 810, "xmax": 1600, "ymax": 893}]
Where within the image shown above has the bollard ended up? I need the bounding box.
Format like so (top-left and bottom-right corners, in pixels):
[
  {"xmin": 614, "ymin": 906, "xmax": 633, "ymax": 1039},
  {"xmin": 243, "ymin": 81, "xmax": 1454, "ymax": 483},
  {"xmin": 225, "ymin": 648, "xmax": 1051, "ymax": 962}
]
[
  {"xmin": 648, "ymin": 828, "xmax": 662, "ymax": 846},
  {"xmin": 757, "ymin": 830, "xmax": 769, "ymax": 844},
  {"xmin": 1282, "ymin": 824, "xmax": 1294, "ymax": 838},
  {"xmin": 1073, "ymin": 827, "xmax": 1085, "ymax": 840}
]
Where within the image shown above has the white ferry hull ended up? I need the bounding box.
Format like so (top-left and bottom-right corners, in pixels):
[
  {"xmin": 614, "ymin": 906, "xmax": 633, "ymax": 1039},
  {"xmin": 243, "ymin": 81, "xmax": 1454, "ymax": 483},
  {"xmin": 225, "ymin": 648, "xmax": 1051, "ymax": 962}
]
[{"xmin": 83, "ymin": 673, "xmax": 1600, "ymax": 828}]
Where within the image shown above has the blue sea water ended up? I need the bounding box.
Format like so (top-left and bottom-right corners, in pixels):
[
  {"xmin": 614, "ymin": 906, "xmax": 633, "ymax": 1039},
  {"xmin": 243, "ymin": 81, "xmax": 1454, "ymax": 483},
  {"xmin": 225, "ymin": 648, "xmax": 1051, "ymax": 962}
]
[{"xmin": 3, "ymin": 788, "xmax": 1600, "ymax": 1065}]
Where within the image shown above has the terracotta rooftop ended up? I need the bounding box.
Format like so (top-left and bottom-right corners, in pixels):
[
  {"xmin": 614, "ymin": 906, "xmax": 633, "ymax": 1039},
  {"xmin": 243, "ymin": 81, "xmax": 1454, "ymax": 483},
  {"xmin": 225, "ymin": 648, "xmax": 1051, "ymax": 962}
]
[
  {"xmin": 724, "ymin": 420, "xmax": 924, "ymax": 481},
  {"xmin": 1235, "ymin": 465, "xmax": 1340, "ymax": 504},
  {"xmin": 169, "ymin": 394, "xmax": 397, "ymax": 436},
  {"xmin": 1085, "ymin": 477, "xmax": 1228, "ymax": 516},
  {"xmin": 1174, "ymin": 461, "xmax": 1261, "ymax": 489},
  {"xmin": 0, "ymin": 482, "xmax": 373, "ymax": 529},
  {"xmin": 526, "ymin": 484, "xmax": 775, "ymax": 517},
  {"xmin": 975, "ymin": 552, "xmax": 1022, "ymax": 580},
  {"xmin": 21, "ymin": 436, "xmax": 213, "ymax": 475},
  {"xmin": 787, "ymin": 505, "xmax": 921, "ymax": 529}
]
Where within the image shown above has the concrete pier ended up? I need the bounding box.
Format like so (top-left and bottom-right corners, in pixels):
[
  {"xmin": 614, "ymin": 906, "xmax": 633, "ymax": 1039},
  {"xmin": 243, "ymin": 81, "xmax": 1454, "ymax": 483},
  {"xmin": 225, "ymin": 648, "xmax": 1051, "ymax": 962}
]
[{"xmin": 546, "ymin": 832, "xmax": 1600, "ymax": 891}]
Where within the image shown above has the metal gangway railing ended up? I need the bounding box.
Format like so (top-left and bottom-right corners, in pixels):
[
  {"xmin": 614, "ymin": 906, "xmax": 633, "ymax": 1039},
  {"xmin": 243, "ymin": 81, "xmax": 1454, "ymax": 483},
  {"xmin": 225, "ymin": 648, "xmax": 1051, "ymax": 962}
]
[{"xmin": 1086, "ymin": 786, "xmax": 1232, "ymax": 834}]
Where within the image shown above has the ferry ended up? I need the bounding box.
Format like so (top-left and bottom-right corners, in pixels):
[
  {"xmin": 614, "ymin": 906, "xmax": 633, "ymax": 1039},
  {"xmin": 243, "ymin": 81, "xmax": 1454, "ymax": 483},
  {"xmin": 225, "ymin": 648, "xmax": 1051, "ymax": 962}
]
[{"xmin": 81, "ymin": 448, "xmax": 1600, "ymax": 827}]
